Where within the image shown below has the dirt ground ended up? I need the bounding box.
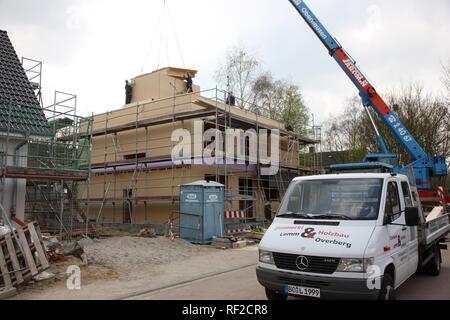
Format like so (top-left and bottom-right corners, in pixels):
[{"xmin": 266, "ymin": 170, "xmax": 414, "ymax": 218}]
[
  {"xmin": 83, "ymin": 236, "xmax": 213, "ymax": 274},
  {"xmin": 11, "ymin": 236, "xmax": 258, "ymax": 300}
]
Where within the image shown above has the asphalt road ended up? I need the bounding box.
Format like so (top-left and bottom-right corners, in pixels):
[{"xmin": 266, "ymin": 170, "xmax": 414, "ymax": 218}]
[{"xmin": 135, "ymin": 247, "xmax": 450, "ymax": 300}]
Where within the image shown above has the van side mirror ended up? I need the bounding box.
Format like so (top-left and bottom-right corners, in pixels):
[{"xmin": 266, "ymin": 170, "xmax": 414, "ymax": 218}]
[
  {"xmin": 384, "ymin": 214, "xmax": 393, "ymax": 225},
  {"xmin": 405, "ymin": 207, "xmax": 420, "ymax": 227}
]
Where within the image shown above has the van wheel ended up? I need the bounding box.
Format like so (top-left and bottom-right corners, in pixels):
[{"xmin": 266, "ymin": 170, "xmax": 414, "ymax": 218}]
[
  {"xmin": 425, "ymin": 245, "xmax": 441, "ymax": 276},
  {"xmin": 379, "ymin": 274, "xmax": 396, "ymax": 300},
  {"xmin": 265, "ymin": 288, "xmax": 288, "ymax": 301}
]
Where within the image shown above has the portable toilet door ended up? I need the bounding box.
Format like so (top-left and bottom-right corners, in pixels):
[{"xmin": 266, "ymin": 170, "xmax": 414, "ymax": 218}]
[
  {"xmin": 179, "ymin": 184, "xmax": 204, "ymax": 243},
  {"xmin": 203, "ymin": 184, "xmax": 224, "ymax": 241}
]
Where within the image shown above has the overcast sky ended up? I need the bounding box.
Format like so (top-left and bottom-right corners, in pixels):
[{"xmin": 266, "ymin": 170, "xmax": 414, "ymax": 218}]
[{"xmin": 1, "ymin": 0, "xmax": 449, "ymax": 124}]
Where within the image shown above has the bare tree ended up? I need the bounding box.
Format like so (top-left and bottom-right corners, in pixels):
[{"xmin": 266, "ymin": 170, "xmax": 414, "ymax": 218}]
[
  {"xmin": 323, "ymin": 84, "xmax": 450, "ymax": 187},
  {"xmin": 383, "ymin": 85, "xmax": 450, "ymax": 162},
  {"xmin": 442, "ymin": 59, "xmax": 450, "ymax": 105},
  {"xmin": 322, "ymin": 97, "xmax": 371, "ymax": 162},
  {"xmin": 215, "ymin": 45, "xmax": 261, "ymax": 106},
  {"xmin": 215, "ymin": 44, "xmax": 310, "ymax": 133}
]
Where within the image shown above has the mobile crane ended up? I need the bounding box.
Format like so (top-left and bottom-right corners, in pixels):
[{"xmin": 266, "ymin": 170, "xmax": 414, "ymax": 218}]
[{"xmin": 288, "ymin": 0, "xmax": 448, "ymax": 195}]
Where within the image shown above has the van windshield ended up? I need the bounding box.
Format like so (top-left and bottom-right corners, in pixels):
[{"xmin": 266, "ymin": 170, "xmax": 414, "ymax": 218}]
[{"xmin": 277, "ymin": 179, "xmax": 383, "ymax": 221}]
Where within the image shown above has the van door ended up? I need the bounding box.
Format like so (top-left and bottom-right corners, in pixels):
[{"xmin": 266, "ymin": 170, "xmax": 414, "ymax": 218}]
[
  {"xmin": 400, "ymin": 181, "xmax": 419, "ymax": 276},
  {"xmin": 384, "ymin": 180, "xmax": 409, "ymax": 286}
]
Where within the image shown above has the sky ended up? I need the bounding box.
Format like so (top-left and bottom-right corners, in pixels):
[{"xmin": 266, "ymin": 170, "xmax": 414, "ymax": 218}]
[{"xmin": 1, "ymin": 0, "xmax": 449, "ymax": 124}]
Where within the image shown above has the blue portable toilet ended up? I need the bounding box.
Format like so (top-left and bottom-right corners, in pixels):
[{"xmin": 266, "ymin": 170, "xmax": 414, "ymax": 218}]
[{"xmin": 179, "ymin": 181, "xmax": 224, "ymax": 244}]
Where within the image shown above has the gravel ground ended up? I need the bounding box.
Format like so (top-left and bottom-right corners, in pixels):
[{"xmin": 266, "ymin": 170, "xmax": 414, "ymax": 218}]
[
  {"xmin": 82, "ymin": 236, "xmax": 214, "ymax": 273},
  {"xmin": 11, "ymin": 236, "xmax": 257, "ymax": 300},
  {"xmin": 10, "ymin": 236, "xmax": 258, "ymax": 299}
]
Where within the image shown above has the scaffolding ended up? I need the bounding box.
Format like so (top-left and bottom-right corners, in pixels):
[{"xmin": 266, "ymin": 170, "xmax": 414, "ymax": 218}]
[
  {"xmin": 21, "ymin": 57, "xmax": 43, "ymax": 107},
  {"xmin": 300, "ymin": 119, "xmax": 324, "ymax": 173},
  {"xmin": 0, "ymin": 92, "xmax": 93, "ymax": 239},
  {"xmin": 86, "ymin": 84, "xmax": 319, "ymax": 232}
]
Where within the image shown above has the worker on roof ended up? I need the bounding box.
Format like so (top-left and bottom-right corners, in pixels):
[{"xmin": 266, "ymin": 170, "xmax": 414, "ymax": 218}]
[
  {"xmin": 125, "ymin": 80, "xmax": 133, "ymax": 104},
  {"xmin": 185, "ymin": 73, "xmax": 193, "ymax": 93},
  {"xmin": 226, "ymin": 91, "xmax": 236, "ymax": 106}
]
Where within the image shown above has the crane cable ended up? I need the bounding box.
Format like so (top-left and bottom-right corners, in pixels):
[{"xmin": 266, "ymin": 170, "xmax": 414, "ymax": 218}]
[
  {"xmin": 141, "ymin": 0, "xmax": 186, "ymax": 73},
  {"xmin": 157, "ymin": 0, "xmax": 167, "ymax": 70},
  {"xmin": 165, "ymin": 2, "xmax": 170, "ymax": 68},
  {"xmin": 140, "ymin": 2, "xmax": 164, "ymax": 73},
  {"xmin": 166, "ymin": 1, "xmax": 186, "ymax": 69}
]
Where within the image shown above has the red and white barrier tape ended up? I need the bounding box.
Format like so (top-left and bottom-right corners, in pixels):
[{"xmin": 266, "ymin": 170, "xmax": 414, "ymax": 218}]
[
  {"xmin": 167, "ymin": 218, "xmax": 175, "ymax": 242},
  {"xmin": 224, "ymin": 211, "xmax": 245, "ymax": 219},
  {"xmin": 437, "ymin": 186, "xmax": 445, "ymax": 206}
]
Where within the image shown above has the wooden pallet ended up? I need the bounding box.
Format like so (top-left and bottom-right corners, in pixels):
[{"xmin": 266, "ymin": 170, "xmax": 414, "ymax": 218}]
[
  {"xmin": 0, "ymin": 222, "xmax": 49, "ymax": 291},
  {"xmin": 245, "ymin": 231, "xmax": 265, "ymax": 240}
]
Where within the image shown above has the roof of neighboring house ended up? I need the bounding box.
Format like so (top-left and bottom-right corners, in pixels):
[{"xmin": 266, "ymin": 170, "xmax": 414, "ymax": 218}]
[{"xmin": 0, "ymin": 30, "xmax": 51, "ymax": 136}]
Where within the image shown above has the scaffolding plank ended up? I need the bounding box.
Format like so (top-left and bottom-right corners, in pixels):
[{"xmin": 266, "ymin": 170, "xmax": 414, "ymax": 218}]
[
  {"xmin": 87, "ymin": 195, "xmax": 180, "ymax": 203},
  {"xmin": 16, "ymin": 228, "xmax": 38, "ymax": 276},
  {"xmin": 28, "ymin": 223, "xmax": 49, "ymax": 269},
  {"xmin": 88, "ymin": 109, "xmax": 217, "ymax": 138},
  {"xmin": 4, "ymin": 233, "xmax": 23, "ymax": 285},
  {"xmin": 91, "ymin": 155, "xmax": 174, "ymax": 169},
  {"xmin": 0, "ymin": 245, "xmax": 12, "ymax": 289},
  {"xmin": 2, "ymin": 166, "xmax": 88, "ymax": 181}
]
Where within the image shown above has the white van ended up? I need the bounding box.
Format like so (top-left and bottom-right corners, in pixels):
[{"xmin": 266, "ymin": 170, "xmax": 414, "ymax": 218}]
[{"xmin": 256, "ymin": 173, "xmax": 449, "ymax": 300}]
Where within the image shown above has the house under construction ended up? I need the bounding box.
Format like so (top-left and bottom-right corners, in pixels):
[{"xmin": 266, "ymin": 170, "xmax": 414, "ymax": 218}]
[
  {"xmin": 84, "ymin": 67, "xmax": 319, "ymax": 229},
  {"xmin": 0, "ymin": 30, "xmax": 92, "ymax": 238}
]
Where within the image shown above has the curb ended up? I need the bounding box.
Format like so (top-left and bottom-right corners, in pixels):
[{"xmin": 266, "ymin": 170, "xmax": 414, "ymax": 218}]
[{"xmin": 117, "ymin": 263, "xmax": 257, "ymax": 300}]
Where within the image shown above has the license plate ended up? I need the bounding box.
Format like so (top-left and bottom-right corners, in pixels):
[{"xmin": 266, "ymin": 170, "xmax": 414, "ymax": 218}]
[{"xmin": 285, "ymin": 285, "xmax": 321, "ymax": 298}]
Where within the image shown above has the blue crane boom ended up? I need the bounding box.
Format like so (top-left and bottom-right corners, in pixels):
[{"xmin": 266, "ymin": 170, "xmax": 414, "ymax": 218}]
[{"xmin": 288, "ymin": 0, "xmax": 448, "ymax": 189}]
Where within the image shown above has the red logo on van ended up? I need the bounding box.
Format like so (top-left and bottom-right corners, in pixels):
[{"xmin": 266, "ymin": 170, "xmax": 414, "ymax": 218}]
[{"xmin": 301, "ymin": 228, "xmax": 316, "ymax": 240}]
